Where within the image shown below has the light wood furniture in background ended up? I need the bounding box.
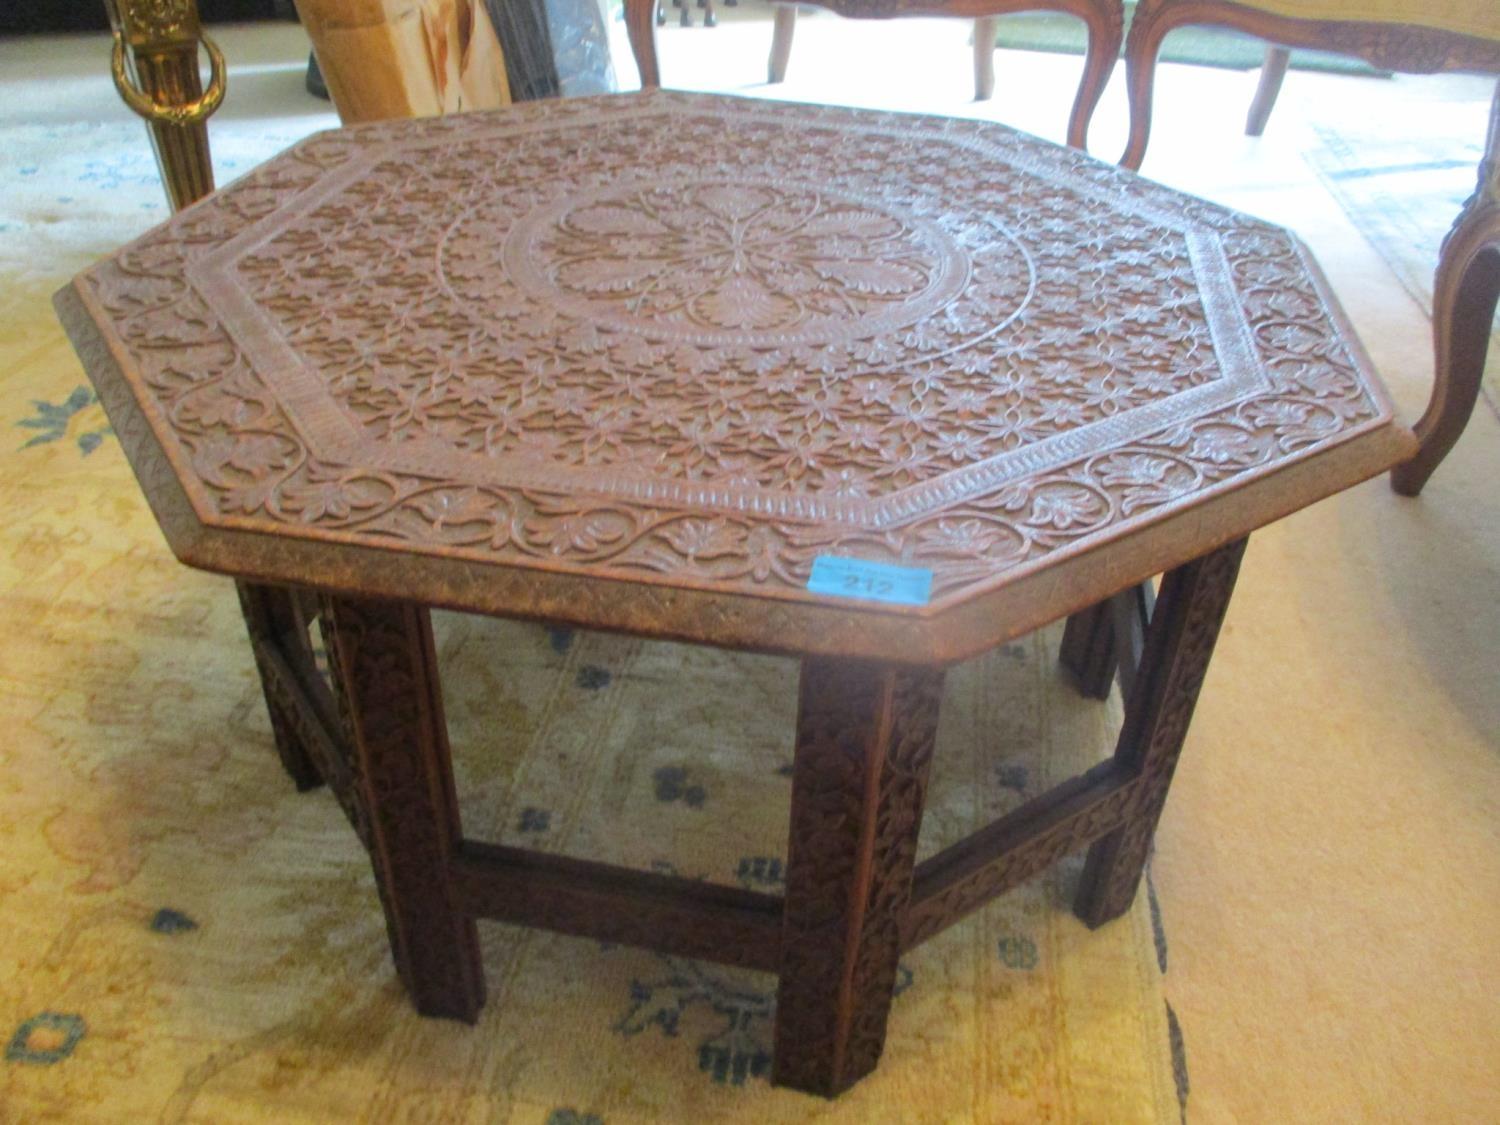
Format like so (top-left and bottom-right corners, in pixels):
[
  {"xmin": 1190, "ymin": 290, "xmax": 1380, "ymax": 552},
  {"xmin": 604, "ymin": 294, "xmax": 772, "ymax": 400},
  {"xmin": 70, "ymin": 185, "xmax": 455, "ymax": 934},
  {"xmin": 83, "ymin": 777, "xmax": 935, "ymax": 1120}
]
[
  {"xmin": 1112, "ymin": 0, "xmax": 1500, "ymax": 494},
  {"xmin": 296, "ymin": 0, "xmax": 511, "ymax": 123},
  {"xmin": 1394, "ymin": 81, "xmax": 1500, "ymax": 496},
  {"xmin": 763, "ymin": 0, "xmax": 1123, "ymax": 150}
]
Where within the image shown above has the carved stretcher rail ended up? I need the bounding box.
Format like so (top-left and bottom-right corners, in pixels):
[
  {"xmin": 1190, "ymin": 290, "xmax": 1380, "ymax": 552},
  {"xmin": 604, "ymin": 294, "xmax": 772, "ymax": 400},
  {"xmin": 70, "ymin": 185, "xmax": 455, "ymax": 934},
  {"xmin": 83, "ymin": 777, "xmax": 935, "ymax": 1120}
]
[
  {"xmin": 449, "ymin": 841, "xmax": 785, "ymax": 971},
  {"xmin": 437, "ymin": 756, "xmax": 1143, "ymax": 975},
  {"xmin": 903, "ymin": 759, "xmax": 1139, "ymax": 947}
]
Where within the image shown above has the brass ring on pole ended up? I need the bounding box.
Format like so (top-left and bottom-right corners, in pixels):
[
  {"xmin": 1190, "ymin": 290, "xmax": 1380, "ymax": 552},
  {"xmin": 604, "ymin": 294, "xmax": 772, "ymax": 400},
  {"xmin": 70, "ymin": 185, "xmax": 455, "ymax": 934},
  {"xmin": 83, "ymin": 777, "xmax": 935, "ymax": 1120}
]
[{"xmin": 110, "ymin": 28, "xmax": 227, "ymax": 126}]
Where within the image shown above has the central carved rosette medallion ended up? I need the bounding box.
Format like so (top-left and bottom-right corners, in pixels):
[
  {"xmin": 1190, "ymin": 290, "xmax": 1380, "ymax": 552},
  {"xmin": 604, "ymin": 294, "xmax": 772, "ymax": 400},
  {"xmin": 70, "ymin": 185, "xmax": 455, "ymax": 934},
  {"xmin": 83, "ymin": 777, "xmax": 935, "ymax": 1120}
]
[{"xmin": 493, "ymin": 179, "xmax": 967, "ymax": 346}]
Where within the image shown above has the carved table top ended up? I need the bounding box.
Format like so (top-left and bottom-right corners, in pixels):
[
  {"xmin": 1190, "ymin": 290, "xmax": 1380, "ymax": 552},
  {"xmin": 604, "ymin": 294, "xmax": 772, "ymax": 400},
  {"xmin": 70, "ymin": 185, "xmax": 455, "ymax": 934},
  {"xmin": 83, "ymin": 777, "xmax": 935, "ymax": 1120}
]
[{"xmin": 57, "ymin": 90, "xmax": 1413, "ymax": 662}]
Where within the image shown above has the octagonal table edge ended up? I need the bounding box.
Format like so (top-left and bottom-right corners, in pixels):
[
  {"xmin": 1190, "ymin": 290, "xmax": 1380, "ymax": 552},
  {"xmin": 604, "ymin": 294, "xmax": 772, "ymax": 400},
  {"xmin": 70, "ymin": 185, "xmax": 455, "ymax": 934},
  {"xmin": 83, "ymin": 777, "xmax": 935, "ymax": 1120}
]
[{"xmin": 55, "ymin": 267, "xmax": 1417, "ymax": 668}]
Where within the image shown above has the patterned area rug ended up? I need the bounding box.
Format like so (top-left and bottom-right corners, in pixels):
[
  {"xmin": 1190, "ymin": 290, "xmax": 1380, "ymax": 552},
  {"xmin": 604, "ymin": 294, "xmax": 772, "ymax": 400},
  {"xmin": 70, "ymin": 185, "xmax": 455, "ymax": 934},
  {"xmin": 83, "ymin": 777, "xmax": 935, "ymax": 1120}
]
[
  {"xmin": 1305, "ymin": 107, "xmax": 1500, "ymax": 411},
  {"xmin": 1, "ymin": 112, "xmax": 1181, "ymax": 1119}
]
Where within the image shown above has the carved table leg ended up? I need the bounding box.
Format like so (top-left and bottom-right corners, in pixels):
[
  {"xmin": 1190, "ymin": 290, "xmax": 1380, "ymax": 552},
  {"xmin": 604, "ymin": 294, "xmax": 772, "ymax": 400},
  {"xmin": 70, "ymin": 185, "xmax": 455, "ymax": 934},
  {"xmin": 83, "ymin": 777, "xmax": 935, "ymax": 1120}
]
[
  {"xmin": 1244, "ymin": 44, "xmax": 1291, "ymax": 137},
  {"xmin": 1391, "ymin": 79, "xmax": 1500, "ymax": 497},
  {"xmin": 237, "ymin": 581, "xmax": 327, "ymax": 791},
  {"xmin": 1059, "ymin": 597, "xmax": 1118, "ymax": 700},
  {"xmin": 321, "ymin": 596, "xmax": 486, "ymax": 1022},
  {"xmin": 768, "ymin": 3, "xmax": 796, "ymax": 84},
  {"xmin": 1075, "ymin": 538, "xmax": 1246, "ymax": 928},
  {"xmin": 1059, "ymin": 579, "xmax": 1155, "ymax": 700},
  {"xmin": 773, "ymin": 657, "xmax": 945, "ymax": 1097},
  {"xmin": 974, "ymin": 16, "xmax": 998, "ymax": 101}
]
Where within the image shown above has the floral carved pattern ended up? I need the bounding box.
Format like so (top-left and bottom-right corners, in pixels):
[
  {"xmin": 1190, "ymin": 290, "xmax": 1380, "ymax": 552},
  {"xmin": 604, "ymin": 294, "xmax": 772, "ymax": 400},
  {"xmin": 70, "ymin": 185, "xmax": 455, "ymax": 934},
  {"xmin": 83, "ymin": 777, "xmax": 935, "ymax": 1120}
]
[
  {"xmin": 74, "ymin": 91, "xmax": 1392, "ymax": 612},
  {"xmin": 520, "ymin": 180, "xmax": 954, "ymax": 340},
  {"xmin": 120, "ymin": 0, "xmax": 194, "ymax": 37}
]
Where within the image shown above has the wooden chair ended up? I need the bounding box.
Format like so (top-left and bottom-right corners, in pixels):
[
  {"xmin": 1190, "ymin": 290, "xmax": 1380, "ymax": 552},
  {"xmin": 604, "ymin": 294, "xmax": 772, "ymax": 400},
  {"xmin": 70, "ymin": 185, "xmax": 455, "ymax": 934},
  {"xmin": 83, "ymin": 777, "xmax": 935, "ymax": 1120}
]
[
  {"xmin": 763, "ymin": 0, "xmax": 1125, "ymax": 151},
  {"xmin": 1111, "ymin": 0, "xmax": 1500, "ymax": 495}
]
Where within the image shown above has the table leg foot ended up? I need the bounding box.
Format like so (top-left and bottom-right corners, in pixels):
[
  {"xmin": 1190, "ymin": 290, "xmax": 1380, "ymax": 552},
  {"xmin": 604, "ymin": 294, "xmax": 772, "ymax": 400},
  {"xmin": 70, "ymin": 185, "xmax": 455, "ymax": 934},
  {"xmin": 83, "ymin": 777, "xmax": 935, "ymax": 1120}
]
[
  {"xmin": 322, "ymin": 596, "xmax": 486, "ymax": 1022},
  {"xmin": 1074, "ymin": 539, "xmax": 1246, "ymax": 929},
  {"xmin": 237, "ymin": 580, "xmax": 325, "ymax": 792},
  {"xmin": 772, "ymin": 657, "xmax": 944, "ymax": 1097},
  {"xmin": 1059, "ymin": 599, "xmax": 1117, "ymax": 700}
]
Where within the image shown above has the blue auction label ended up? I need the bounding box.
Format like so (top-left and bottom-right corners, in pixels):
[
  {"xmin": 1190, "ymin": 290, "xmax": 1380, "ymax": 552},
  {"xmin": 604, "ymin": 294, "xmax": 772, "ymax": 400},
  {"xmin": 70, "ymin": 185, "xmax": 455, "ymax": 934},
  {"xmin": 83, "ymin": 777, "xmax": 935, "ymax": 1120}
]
[{"xmin": 807, "ymin": 555, "xmax": 933, "ymax": 606}]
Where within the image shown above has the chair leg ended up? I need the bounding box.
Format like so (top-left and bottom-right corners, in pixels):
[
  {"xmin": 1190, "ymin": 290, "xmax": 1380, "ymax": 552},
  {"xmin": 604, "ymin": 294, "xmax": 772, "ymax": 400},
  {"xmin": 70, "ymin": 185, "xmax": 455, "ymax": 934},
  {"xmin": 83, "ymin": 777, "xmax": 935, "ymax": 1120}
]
[
  {"xmin": 626, "ymin": 0, "xmax": 662, "ymax": 87},
  {"xmin": 1244, "ymin": 45, "xmax": 1291, "ymax": 136},
  {"xmin": 974, "ymin": 17, "xmax": 997, "ymax": 101},
  {"xmin": 1065, "ymin": 0, "xmax": 1124, "ymax": 152},
  {"xmin": 772, "ymin": 657, "xmax": 945, "ymax": 1097},
  {"xmin": 1075, "ymin": 539, "xmax": 1246, "ymax": 929},
  {"xmin": 1391, "ymin": 237, "xmax": 1500, "ymax": 496},
  {"xmin": 768, "ymin": 3, "xmax": 796, "ymax": 84},
  {"xmin": 1119, "ymin": 0, "xmax": 1175, "ymax": 170},
  {"xmin": 1392, "ymin": 80, "xmax": 1500, "ymax": 497}
]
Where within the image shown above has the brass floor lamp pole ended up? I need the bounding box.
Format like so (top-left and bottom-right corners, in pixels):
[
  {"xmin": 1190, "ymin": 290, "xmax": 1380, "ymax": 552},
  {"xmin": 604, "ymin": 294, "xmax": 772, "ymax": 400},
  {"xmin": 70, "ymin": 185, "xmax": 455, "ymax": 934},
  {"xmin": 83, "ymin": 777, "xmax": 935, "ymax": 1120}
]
[{"xmin": 104, "ymin": 0, "xmax": 226, "ymax": 211}]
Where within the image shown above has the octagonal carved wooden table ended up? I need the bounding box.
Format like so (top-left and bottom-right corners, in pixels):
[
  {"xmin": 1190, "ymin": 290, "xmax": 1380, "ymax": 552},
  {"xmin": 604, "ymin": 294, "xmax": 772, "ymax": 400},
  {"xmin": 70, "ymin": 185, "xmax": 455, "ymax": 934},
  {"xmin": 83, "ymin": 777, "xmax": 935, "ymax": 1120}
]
[{"xmin": 56, "ymin": 90, "xmax": 1414, "ymax": 1098}]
